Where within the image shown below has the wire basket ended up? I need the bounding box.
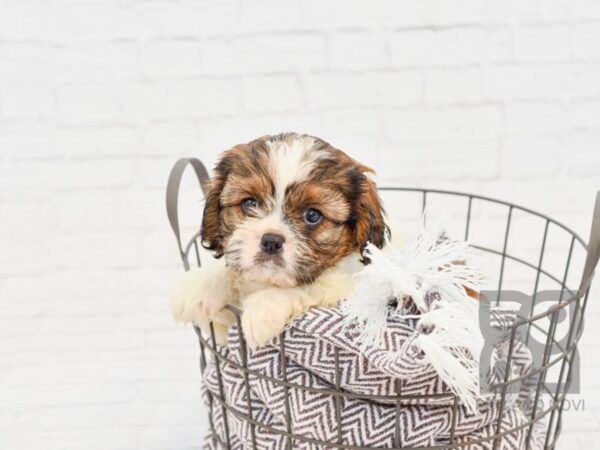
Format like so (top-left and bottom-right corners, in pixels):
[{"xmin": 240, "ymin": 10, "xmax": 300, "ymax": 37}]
[{"xmin": 166, "ymin": 158, "xmax": 600, "ymax": 450}]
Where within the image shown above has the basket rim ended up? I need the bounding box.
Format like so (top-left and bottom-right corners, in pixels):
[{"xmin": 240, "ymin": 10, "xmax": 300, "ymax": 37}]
[{"xmin": 377, "ymin": 186, "xmax": 587, "ymax": 249}]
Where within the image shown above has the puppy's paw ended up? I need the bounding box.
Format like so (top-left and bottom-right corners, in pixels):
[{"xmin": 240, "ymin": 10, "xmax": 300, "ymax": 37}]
[
  {"xmin": 170, "ymin": 269, "xmax": 233, "ymax": 325},
  {"xmin": 241, "ymin": 288, "xmax": 298, "ymax": 350}
]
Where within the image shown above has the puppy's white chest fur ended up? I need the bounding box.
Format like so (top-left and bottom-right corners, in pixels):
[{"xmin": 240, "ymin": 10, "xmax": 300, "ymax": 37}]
[{"xmin": 170, "ymin": 253, "xmax": 362, "ymax": 349}]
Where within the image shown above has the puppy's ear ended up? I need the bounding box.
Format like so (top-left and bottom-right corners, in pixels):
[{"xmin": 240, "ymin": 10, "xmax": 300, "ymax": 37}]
[
  {"xmin": 200, "ymin": 176, "xmax": 225, "ymax": 257},
  {"xmin": 351, "ymin": 166, "xmax": 387, "ymax": 252},
  {"xmin": 200, "ymin": 155, "xmax": 231, "ymax": 258}
]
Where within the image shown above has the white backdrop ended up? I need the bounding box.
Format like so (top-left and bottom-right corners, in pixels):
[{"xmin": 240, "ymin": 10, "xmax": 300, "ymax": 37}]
[{"xmin": 1, "ymin": 1, "xmax": 600, "ymax": 449}]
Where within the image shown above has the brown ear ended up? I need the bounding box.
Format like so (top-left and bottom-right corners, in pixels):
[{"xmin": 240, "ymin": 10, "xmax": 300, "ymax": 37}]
[
  {"xmin": 200, "ymin": 175, "xmax": 225, "ymax": 257},
  {"xmin": 351, "ymin": 166, "xmax": 387, "ymax": 251},
  {"xmin": 200, "ymin": 155, "xmax": 232, "ymax": 258}
]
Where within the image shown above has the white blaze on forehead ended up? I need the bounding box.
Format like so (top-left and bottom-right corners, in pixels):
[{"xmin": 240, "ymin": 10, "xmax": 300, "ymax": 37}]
[{"xmin": 266, "ymin": 136, "xmax": 329, "ymax": 204}]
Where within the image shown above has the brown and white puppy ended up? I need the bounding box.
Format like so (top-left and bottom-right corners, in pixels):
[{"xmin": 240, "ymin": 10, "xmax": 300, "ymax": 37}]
[{"xmin": 170, "ymin": 133, "xmax": 387, "ymax": 348}]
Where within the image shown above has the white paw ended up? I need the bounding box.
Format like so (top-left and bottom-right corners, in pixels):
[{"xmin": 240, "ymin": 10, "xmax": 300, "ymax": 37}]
[
  {"xmin": 170, "ymin": 269, "xmax": 232, "ymax": 325},
  {"xmin": 241, "ymin": 289, "xmax": 295, "ymax": 350}
]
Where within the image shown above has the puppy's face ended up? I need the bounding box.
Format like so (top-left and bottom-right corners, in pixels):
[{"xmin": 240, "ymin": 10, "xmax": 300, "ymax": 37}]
[{"xmin": 201, "ymin": 133, "xmax": 386, "ymax": 287}]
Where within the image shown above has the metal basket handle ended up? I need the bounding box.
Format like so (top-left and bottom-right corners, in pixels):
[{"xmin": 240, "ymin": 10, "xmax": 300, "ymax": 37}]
[
  {"xmin": 579, "ymin": 191, "xmax": 600, "ymax": 294},
  {"xmin": 166, "ymin": 158, "xmax": 210, "ymax": 267}
]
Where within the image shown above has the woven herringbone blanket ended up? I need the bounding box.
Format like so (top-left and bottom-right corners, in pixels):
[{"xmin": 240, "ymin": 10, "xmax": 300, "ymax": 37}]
[{"xmin": 202, "ymin": 304, "xmax": 545, "ymax": 450}]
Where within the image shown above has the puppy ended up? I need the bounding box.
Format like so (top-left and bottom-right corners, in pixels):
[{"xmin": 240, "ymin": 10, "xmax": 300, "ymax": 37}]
[{"xmin": 170, "ymin": 133, "xmax": 387, "ymax": 349}]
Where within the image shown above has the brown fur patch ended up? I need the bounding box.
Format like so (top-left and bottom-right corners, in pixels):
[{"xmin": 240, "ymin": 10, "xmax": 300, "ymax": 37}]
[{"xmin": 306, "ymin": 142, "xmax": 387, "ymax": 251}]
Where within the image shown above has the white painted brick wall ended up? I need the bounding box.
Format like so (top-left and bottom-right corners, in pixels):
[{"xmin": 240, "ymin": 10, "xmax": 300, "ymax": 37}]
[{"xmin": 1, "ymin": 1, "xmax": 599, "ymax": 449}]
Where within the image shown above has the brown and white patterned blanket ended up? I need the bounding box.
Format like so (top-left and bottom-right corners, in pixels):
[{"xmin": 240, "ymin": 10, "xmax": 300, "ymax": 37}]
[{"xmin": 201, "ymin": 304, "xmax": 545, "ymax": 450}]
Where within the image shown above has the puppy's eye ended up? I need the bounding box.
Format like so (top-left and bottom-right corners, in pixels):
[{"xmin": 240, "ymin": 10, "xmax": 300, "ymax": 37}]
[
  {"xmin": 241, "ymin": 197, "xmax": 259, "ymax": 214},
  {"xmin": 303, "ymin": 208, "xmax": 323, "ymax": 226}
]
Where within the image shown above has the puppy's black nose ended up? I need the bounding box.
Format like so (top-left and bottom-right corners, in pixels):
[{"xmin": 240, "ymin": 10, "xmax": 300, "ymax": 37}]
[{"xmin": 260, "ymin": 233, "xmax": 285, "ymax": 255}]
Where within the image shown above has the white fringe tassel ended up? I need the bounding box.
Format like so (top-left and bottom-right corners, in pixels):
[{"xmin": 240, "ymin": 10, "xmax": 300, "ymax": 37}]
[{"xmin": 342, "ymin": 218, "xmax": 484, "ymax": 412}]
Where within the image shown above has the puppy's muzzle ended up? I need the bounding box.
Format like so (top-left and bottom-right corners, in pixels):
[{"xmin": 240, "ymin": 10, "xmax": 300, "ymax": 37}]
[{"xmin": 260, "ymin": 233, "xmax": 285, "ymax": 255}]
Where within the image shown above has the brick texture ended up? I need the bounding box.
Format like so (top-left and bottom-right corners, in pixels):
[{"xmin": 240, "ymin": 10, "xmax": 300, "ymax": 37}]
[{"xmin": 1, "ymin": 1, "xmax": 599, "ymax": 449}]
